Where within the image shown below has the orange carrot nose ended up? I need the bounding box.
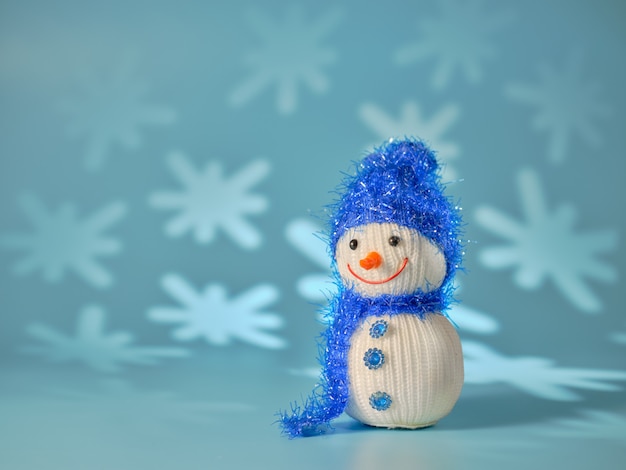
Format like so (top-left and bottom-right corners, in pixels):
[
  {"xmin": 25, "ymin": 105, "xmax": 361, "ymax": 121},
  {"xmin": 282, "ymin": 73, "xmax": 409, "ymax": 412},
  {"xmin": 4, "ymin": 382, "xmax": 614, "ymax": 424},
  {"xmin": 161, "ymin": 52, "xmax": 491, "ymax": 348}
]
[{"xmin": 360, "ymin": 251, "xmax": 383, "ymax": 270}]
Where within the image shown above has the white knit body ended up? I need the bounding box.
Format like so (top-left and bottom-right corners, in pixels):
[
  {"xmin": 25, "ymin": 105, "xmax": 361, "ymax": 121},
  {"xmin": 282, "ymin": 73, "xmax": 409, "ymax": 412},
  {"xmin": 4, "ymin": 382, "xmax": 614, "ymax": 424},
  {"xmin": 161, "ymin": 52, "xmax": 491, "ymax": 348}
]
[{"xmin": 345, "ymin": 312, "xmax": 463, "ymax": 428}]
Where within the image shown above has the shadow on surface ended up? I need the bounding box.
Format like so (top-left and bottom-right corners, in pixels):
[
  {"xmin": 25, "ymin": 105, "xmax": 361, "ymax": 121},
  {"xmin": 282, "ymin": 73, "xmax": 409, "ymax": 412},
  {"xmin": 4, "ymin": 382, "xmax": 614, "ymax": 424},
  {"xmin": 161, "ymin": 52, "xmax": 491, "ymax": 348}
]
[
  {"xmin": 310, "ymin": 386, "xmax": 626, "ymax": 437},
  {"xmin": 439, "ymin": 387, "xmax": 626, "ymax": 431}
]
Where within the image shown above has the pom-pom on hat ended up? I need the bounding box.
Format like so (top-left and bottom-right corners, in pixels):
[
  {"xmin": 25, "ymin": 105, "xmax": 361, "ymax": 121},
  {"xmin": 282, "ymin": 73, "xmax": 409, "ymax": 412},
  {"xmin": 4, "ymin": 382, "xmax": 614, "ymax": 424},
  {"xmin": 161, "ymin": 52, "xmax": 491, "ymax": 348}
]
[{"xmin": 329, "ymin": 138, "xmax": 463, "ymax": 284}]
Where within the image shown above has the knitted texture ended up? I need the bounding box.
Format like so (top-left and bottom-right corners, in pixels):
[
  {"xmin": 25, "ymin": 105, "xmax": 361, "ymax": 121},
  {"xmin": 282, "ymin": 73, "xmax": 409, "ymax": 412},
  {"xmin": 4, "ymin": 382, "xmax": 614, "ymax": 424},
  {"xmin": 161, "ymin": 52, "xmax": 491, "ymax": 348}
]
[
  {"xmin": 335, "ymin": 223, "xmax": 447, "ymax": 297},
  {"xmin": 277, "ymin": 138, "xmax": 464, "ymax": 438},
  {"xmin": 345, "ymin": 313, "xmax": 463, "ymax": 428}
]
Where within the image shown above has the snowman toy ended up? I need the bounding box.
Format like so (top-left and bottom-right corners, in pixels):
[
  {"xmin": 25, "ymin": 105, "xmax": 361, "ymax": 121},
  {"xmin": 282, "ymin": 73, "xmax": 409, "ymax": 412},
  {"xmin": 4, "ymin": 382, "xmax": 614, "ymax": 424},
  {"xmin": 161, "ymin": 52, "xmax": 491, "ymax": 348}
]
[{"xmin": 279, "ymin": 138, "xmax": 464, "ymax": 438}]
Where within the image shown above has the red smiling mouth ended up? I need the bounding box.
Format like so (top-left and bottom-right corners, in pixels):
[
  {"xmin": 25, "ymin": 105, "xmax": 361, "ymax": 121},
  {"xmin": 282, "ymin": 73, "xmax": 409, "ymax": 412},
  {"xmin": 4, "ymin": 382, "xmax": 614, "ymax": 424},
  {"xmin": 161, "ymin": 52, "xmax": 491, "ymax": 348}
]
[{"xmin": 347, "ymin": 258, "xmax": 409, "ymax": 285}]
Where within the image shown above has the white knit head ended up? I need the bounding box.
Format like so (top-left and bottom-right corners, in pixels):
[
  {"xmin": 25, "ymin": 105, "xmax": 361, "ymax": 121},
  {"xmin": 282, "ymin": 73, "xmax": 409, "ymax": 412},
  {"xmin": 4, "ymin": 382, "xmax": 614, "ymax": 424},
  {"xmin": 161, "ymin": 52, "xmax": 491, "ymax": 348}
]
[{"xmin": 335, "ymin": 222, "xmax": 446, "ymax": 298}]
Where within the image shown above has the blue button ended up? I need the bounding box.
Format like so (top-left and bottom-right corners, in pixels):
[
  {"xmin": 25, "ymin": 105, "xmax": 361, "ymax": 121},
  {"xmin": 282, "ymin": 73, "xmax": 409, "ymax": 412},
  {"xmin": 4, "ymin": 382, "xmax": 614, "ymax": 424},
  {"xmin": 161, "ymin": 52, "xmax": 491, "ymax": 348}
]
[
  {"xmin": 369, "ymin": 319, "xmax": 388, "ymax": 339},
  {"xmin": 369, "ymin": 391, "xmax": 392, "ymax": 411},
  {"xmin": 363, "ymin": 348, "xmax": 385, "ymax": 369}
]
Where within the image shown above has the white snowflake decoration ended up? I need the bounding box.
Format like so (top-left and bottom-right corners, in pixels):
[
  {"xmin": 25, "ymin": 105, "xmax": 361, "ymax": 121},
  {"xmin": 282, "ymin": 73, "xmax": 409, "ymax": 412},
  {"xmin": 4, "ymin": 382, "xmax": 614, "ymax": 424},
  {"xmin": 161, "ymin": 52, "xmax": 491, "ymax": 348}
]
[
  {"xmin": 541, "ymin": 409, "xmax": 626, "ymax": 440},
  {"xmin": 609, "ymin": 323, "xmax": 626, "ymax": 345},
  {"xmin": 463, "ymin": 341, "xmax": 626, "ymax": 401},
  {"xmin": 394, "ymin": 0, "xmax": 511, "ymax": 90},
  {"xmin": 61, "ymin": 60, "xmax": 177, "ymax": 171},
  {"xmin": 229, "ymin": 5, "xmax": 342, "ymax": 114},
  {"xmin": 505, "ymin": 51, "xmax": 610, "ymax": 164},
  {"xmin": 358, "ymin": 101, "xmax": 461, "ymax": 181},
  {"xmin": 448, "ymin": 300, "xmax": 499, "ymax": 335},
  {"xmin": 475, "ymin": 168, "xmax": 618, "ymax": 313},
  {"xmin": 0, "ymin": 194, "xmax": 127, "ymax": 289},
  {"xmin": 22, "ymin": 305, "xmax": 188, "ymax": 372},
  {"xmin": 149, "ymin": 151, "xmax": 270, "ymax": 250},
  {"xmin": 288, "ymin": 367, "xmax": 322, "ymax": 380},
  {"xmin": 285, "ymin": 218, "xmax": 335, "ymax": 304},
  {"xmin": 148, "ymin": 273, "xmax": 286, "ymax": 350}
]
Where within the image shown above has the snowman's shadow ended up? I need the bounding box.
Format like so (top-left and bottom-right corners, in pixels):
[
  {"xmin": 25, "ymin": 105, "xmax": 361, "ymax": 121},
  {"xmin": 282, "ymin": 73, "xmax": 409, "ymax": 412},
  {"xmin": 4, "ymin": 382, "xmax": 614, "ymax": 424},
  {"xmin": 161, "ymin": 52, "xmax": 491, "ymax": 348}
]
[
  {"xmin": 432, "ymin": 388, "xmax": 626, "ymax": 431},
  {"xmin": 331, "ymin": 420, "xmax": 440, "ymax": 435},
  {"xmin": 326, "ymin": 388, "xmax": 625, "ymax": 435},
  {"xmin": 439, "ymin": 391, "xmax": 557, "ymax": 430}
]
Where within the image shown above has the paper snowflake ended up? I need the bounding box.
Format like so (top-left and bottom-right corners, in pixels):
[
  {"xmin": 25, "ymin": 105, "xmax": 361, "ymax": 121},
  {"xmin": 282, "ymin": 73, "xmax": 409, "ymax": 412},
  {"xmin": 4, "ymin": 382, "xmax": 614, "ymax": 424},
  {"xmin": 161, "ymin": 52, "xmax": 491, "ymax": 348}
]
[
  {"xmin": 463, "ymin": 341, "xmax": 626, "ymax": 401},
  {"xmin": 148, "ymin": 273, "xmax": 286, "ymax": 349},
  {"xmin": 229, "ymin": 5, "xmax": 342, "ymax": 114},
  {"xmin": 394, "ymin": 0, "xmax": 512, "ymax": 90},
  {"xmin": 358, "ymin": 101, "xmax": 461, "ymax": 180},
  {"xmin": 60, "ymin": 60, "xmax": 177, "ymax": 171},
  {"xmin": 475, "ymin": 168, "xmax": 618, "ymax": 313},
  {"xmin": 0, "ymin": 194, "xmax": 127, "ymax": 289},
  {"xmin": 149, "ymin": 151, "xmax": 270, "ymax": 250},
  {"xmin": 505, "ymin": 51, "xmax": 609, "ymax": 164},
  {"xmin": 22, "ymin": 305, "xmax": 188, "ymax": 372}
]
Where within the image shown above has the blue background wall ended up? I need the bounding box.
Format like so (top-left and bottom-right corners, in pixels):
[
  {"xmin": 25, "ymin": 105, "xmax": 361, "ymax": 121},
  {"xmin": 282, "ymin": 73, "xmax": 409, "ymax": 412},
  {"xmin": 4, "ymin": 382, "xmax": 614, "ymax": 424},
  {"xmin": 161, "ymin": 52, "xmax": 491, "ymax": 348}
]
[{"xmin": 1, "ymin": 1, "xmax": 624, "ymax": 469}]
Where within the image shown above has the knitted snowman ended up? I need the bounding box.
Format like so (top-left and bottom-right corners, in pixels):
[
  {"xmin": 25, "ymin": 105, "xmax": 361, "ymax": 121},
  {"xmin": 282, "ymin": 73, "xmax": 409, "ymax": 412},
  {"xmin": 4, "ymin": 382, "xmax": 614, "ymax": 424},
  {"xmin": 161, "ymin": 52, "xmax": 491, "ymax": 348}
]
[{"xmin": 279, "ymin": 138, "xmax": 464, "ymax": 438}]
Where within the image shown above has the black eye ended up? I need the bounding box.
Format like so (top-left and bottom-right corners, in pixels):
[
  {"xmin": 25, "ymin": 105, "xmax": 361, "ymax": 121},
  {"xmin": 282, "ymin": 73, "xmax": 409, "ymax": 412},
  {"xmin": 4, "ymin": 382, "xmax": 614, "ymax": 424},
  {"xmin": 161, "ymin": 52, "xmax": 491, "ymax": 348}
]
[
  {"xmin": 388, "ymin": 235, "xmax": 400, "ymax": 247},
  {"xmin": 349, "ymin": 239, "xmax": 358, "ymax": 250}
]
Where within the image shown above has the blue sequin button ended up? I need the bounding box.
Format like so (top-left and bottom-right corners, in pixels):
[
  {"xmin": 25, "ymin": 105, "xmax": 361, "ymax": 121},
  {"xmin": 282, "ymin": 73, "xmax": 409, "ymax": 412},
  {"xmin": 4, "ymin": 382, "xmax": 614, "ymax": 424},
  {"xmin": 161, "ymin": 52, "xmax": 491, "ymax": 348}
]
[
  {"xmin": 369, "ymin": 319, "xmax": 388, "ymax": 339},
  {"xmin": 363, "ymin": 348, "xmax": 385, "ymax": 369},
  {"xmin": 369, "ymin": 391, "xmax": 392, "ymax": 411}
]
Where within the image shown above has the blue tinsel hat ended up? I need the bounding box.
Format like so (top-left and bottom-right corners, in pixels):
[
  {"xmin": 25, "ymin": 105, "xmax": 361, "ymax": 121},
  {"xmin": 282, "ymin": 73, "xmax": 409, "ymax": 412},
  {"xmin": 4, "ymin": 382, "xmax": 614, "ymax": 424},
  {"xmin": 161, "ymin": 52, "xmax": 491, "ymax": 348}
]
[{"xmin": 329, "ymin": 138, "xmax": 463, "ymax": 284}]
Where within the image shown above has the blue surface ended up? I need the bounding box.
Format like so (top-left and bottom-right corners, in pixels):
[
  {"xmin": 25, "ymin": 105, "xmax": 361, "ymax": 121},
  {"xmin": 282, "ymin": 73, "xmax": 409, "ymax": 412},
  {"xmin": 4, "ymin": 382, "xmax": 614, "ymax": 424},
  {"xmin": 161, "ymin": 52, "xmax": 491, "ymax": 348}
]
[{"xmin": 1, "ymin": 1, "xmax": 625, "ymax": 469}]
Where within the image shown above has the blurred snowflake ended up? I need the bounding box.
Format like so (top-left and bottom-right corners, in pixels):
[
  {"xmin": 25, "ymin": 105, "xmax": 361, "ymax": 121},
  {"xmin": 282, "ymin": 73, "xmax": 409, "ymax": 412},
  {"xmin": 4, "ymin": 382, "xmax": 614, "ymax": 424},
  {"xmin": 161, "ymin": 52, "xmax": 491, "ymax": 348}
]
[
  {"xmin": 475, "ymin": 168, "xmax": 618, "ymax": 313},
  {"xmin": 358, "ymin": 101, "xmax": 461, "ymax": 181},
  {"xmin": 0, "ymin": 194, "xmax": 126, "ymax": 288},
  {"xmin": 505, "ymin": 51, "xmax": 609, "ymax": 164},
  {"xmin": 60, "ymin": 60, "xmax": 177, "ymax": 171},
  {"xmin": 609, "ymin": 324, "xmax": 626, "ymax": 345},
  {"xmin": 288, "ymin": 367, "xmax": 321, "ymax": 379},
  {"xmin": 229, "ymin": 5, "xmax": 342, "ymax": 114},
  {"xmin": 463, "ymin": 341, "xmax": 626, "ymax": 401},
  {"xmin": 394, "ymin": 0, "xmax": 512, "ymax": 90},
  {"xmin": 148, "ymin": 273, "xmax": 286, "ymax": 349},
  {"xmin": 22, "ymin": 305, "xmax": 188, "ymax": 372},
  {"xmin": 285, "ymin": 218, "xmax": 334, "ymax": 305},
  {"xmin": 149, "ymin": 151, "xmax": 270, "ymax": 250},
  {"xmin": 540, "ymin": 409, "xmax": 626, "ymax": 440},
  {"xmin": 448, "ymin": 299, "xmax": 499, "ymax": 335}
]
